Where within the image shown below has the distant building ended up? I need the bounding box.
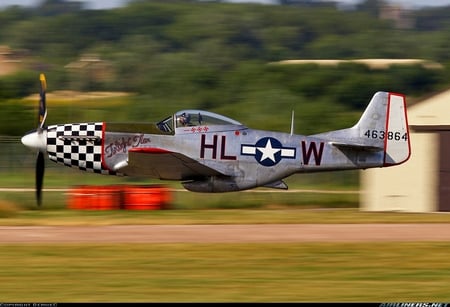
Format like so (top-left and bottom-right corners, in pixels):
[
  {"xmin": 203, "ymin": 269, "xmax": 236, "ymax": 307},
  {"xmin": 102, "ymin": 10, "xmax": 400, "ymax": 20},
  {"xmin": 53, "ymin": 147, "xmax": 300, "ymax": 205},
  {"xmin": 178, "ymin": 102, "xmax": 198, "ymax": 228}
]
[
  {"xmin": 379, "ymin": 3, "xmax": 414, "ymax": 29},
  {"xmin": 0, "ymin": 45, "xmax": 23, "ymax": 76},
  {"xmin": 361, "ymin": 89, "xmax": 450, "ymax": 212},
  {"xmin": 272, "ymin": 59, "xmax": 443, "ymax": 70},
  {"xmin": 65, "ymin": 53, "xmax": 115, "ymax": 89}
]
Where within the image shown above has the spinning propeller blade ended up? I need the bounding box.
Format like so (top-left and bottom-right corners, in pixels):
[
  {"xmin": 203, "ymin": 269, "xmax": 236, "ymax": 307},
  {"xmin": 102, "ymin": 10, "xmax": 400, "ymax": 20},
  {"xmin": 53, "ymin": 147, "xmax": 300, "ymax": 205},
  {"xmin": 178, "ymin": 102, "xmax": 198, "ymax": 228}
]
[
  {"xmin": 21, "ymin": 73, "xmax": 48, "ymax": 206},
  {"xmin": 38, "ymin": 73, "xmax": 47, "ymax": 130},
  {"xmin": 36, "ymin": 151, "xmax": 45, "ymax": 206}
]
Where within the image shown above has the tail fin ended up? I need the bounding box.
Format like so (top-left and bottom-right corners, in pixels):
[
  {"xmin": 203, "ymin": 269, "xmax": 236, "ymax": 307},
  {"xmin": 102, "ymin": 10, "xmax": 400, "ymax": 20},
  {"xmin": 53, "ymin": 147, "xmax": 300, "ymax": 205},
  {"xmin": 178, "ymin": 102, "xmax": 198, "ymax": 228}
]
[
  {"xmin": 354, "ymin": 91, "xmax": 410, "ymax": 166},
  {"xmin": 313, "ymin": 91, "xmax": 411, "ymax": 167}
]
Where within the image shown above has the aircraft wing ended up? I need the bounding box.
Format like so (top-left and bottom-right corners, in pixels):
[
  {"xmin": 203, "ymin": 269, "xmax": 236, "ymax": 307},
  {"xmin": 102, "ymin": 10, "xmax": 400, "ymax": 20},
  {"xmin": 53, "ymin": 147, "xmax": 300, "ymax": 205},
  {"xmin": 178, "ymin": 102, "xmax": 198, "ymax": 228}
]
[{"xmin": 116, "ymin": 147, "xmax": 225, "ymax": 180}]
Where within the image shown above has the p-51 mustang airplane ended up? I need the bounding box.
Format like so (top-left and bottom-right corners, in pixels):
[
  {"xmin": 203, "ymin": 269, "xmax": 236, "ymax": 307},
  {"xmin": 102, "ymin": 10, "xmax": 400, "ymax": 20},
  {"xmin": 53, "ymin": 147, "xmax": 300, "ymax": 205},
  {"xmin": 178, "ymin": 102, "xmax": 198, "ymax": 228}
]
[{"xmin": 22, "ymin": 74, "xmax": 410, "ymax": 206}]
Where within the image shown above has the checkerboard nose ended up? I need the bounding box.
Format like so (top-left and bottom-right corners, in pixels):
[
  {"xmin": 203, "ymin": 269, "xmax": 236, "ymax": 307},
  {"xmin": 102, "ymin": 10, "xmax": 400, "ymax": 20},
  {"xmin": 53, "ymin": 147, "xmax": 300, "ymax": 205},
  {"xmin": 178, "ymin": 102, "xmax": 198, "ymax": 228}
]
[{"xmin": 46, "ymin": 122, "xmax": 115, "ymax": 175}]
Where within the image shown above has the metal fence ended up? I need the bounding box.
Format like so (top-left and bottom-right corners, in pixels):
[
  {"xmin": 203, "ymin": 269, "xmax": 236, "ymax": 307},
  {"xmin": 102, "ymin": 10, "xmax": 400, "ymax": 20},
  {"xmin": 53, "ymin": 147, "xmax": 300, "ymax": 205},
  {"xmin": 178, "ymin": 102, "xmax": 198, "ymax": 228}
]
[
  {"xmin": 0, "ymin": 136, "xmax": 66, "ymax": 171},
  {"xmin": 0, "ymin": 136, "xmax": 31, "ymax": 171}
]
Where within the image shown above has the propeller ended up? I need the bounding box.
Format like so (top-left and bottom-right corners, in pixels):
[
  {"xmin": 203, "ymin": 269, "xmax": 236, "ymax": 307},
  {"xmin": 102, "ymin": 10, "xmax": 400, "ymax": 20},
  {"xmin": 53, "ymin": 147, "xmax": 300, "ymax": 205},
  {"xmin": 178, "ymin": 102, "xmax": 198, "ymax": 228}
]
[
  {"xmin": 38, "ymin": 73, "xmax": 47, "ymax": 131},
  {"xmin": 21, "ymin": 73, "xmax": 48, "ymax": 206}
]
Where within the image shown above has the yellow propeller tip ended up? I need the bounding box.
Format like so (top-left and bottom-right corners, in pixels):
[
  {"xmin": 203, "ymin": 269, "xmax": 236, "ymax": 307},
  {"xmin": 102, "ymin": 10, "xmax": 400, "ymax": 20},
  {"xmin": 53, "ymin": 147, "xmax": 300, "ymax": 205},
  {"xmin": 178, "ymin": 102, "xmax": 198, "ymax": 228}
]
[{"xmin": 39, "ymin": 74, "xmax": 47, "ymax": 91}]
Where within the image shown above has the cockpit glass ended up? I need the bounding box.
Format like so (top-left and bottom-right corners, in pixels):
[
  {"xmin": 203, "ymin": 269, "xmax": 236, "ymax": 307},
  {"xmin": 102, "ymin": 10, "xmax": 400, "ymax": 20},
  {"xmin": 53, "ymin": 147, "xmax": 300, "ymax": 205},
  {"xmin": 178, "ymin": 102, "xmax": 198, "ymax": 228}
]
[
  {"xmin": 156, "ymin": 116, "xmax": 173, "ymax": 133},
  {"xmin": 175, "ymin": 111, "xmax": 241, "ymax": 128},
  {"xmin": 157, "ymin": 110, "xmax": 242, "ymax": 132}
]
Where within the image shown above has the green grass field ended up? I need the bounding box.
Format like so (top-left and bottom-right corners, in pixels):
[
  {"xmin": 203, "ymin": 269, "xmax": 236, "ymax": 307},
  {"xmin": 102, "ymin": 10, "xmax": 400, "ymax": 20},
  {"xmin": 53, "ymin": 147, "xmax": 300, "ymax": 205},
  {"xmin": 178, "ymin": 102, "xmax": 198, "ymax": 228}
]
[
  {"xmin": 0, "ymin": 166, "xmax": 361, "ymax": 212},
  {"xmin": 1, "ymin": 243, "xmax": 449, "ymax": 302},
  {"xmin": 1, "ymin": 208, "xmax": 450, "ymax": 226}
]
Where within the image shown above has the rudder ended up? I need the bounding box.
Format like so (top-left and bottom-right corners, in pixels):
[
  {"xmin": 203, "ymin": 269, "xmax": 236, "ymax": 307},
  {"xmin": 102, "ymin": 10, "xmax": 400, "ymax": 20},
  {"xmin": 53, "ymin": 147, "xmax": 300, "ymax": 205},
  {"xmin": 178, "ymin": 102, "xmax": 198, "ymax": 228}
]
[{"xmin": 383, "ymin": 92, "xmax": 410, "ymax": 166}]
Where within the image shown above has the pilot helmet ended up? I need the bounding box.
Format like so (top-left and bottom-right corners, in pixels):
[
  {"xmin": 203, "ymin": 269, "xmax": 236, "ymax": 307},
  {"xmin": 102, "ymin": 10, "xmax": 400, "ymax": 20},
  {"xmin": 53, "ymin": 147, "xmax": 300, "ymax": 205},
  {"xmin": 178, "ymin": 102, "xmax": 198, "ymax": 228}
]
[{"xmin": 177, "ymin": 113, "xmax": 188, "ymax": 126}]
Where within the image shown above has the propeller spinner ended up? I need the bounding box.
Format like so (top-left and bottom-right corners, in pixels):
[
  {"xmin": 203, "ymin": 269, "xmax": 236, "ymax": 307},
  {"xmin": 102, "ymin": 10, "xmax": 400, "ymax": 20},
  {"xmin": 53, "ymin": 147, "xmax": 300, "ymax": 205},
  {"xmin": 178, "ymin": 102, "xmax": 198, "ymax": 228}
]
[{"xmin": 21, "ymin": 73, "xmax": 48, "ymax": 206}]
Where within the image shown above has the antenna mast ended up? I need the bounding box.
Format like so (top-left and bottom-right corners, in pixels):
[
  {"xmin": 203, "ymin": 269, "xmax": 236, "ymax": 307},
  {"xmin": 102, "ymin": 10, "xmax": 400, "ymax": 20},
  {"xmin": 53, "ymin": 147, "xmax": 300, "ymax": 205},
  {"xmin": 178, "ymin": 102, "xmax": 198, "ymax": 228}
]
[{"xmin": 290, "ymin": 110, "xmax": 295, "ymax": 135}]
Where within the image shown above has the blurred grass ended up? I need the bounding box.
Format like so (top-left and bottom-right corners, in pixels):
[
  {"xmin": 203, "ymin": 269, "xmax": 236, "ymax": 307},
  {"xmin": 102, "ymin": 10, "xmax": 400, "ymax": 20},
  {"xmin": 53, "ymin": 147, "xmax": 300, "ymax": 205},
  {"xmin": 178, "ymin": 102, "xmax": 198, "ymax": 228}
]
[
  {"xmin": 1, "ymin": 208, "xmax": 450, "ymax": 226},
  {"xmin": 20, "ymin": 95, "xmax": 138, "ymax": 128},
  {"xmin": 0, "ymin": 168, "xmax": 359, "ymax": 190},
  {"xmin": 1, "ymin": 185, "xmax": 359, "ymax": 211},
  {"xmin": 0, "ymin": 167, "xmax": 360, "ymax": 211},
  {"xmin": 2, "ymin": 167, "xmax": 450, "ymax": 226},
  {"xmin": 0, "ymin": 243, "xmax": 449, "ymax": 302}
]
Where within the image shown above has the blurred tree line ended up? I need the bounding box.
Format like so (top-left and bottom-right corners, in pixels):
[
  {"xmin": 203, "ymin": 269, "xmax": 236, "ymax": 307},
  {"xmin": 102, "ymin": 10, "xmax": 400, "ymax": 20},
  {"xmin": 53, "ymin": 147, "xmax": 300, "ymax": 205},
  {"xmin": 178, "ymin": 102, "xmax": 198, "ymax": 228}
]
[{"xmin": 1, "ymin": 0, "xmax": 450, "ymax": 135}]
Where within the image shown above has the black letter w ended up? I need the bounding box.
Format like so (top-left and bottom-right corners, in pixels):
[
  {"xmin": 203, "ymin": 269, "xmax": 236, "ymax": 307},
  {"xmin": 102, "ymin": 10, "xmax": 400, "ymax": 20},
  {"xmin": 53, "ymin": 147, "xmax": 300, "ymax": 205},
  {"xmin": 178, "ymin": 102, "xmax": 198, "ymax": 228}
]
[{"xmin": 301, "ymin": 141, "xmax": 324, "ymax": 166}]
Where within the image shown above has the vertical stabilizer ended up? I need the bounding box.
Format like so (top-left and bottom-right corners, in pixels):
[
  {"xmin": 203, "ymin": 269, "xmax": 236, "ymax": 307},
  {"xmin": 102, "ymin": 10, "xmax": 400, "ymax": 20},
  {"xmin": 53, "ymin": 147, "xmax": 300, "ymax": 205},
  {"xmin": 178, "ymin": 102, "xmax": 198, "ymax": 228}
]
[{"xmin": 353, "ymin": 91, "xmax": 410, "ymax": 166}]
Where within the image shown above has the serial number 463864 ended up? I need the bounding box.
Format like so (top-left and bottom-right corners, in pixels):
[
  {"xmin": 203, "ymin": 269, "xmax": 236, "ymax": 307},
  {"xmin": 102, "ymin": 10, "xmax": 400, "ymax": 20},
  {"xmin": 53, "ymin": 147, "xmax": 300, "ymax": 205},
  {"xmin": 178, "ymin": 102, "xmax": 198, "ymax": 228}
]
[{"xmin": 364, "ymin": 130, "xmax": 408, "ymax": 141}]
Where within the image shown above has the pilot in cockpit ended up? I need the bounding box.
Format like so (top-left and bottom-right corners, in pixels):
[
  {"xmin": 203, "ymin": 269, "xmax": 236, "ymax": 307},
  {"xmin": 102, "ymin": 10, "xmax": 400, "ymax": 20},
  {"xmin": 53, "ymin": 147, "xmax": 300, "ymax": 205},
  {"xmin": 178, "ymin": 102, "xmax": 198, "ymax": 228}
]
[{"xmin": 177, "ymin": 112, "xmax": 191, "ymax": 127}]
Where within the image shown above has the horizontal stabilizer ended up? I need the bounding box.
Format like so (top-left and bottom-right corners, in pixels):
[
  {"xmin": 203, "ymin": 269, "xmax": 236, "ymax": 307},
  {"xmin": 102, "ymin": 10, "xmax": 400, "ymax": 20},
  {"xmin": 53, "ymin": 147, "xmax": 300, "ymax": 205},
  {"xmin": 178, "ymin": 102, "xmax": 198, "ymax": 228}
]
[{"xmin": 330, "ymin": 141, "xmax": 383, "ymax": 152}]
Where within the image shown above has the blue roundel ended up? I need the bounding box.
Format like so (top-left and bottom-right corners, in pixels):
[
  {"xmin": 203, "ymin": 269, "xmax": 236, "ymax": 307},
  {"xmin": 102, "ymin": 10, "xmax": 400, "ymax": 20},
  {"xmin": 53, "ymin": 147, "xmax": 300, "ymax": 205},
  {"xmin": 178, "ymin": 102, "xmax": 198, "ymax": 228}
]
[{"xmin": 254, "ymin": 137, "xmax": 283, "ymax": 167}]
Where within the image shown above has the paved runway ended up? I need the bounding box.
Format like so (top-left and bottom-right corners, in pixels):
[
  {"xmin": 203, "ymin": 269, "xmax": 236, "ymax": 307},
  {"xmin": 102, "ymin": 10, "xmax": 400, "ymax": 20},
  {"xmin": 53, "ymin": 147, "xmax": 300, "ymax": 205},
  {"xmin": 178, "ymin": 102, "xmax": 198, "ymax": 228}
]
[{"xmin": 1, "ymin": 224, "xmax": 449, "ymax": 243}]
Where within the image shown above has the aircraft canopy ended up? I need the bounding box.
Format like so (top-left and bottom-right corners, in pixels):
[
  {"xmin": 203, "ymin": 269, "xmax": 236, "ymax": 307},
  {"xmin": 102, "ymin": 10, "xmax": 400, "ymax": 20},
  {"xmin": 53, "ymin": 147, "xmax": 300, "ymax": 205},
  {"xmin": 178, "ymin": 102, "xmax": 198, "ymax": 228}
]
[{"xmin": 157, "ymin": 110, "xmax": 242, "ymax": 133}]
